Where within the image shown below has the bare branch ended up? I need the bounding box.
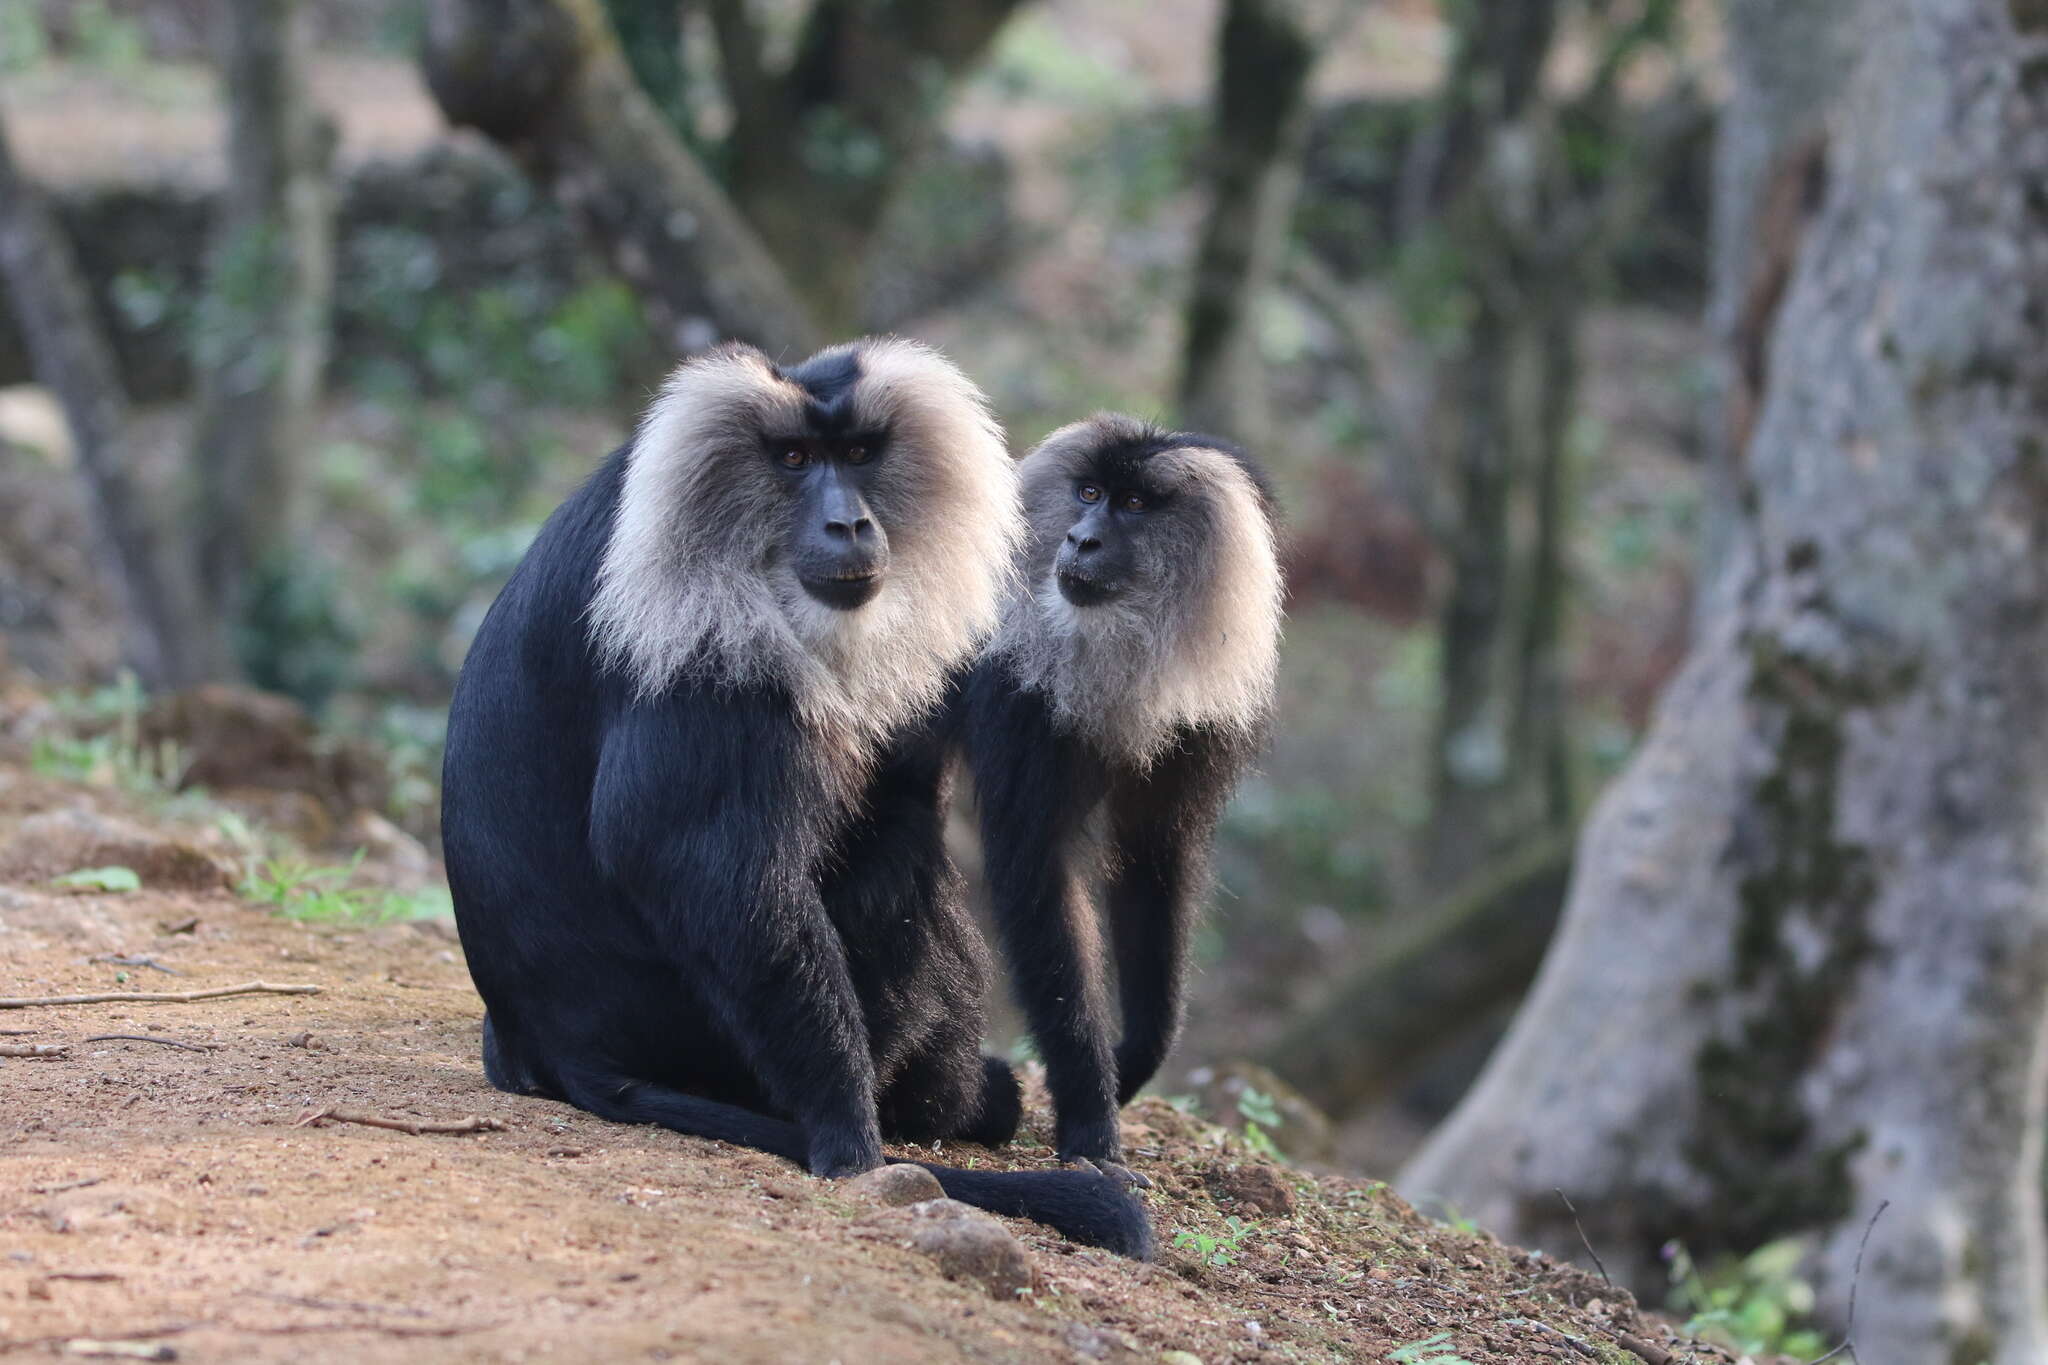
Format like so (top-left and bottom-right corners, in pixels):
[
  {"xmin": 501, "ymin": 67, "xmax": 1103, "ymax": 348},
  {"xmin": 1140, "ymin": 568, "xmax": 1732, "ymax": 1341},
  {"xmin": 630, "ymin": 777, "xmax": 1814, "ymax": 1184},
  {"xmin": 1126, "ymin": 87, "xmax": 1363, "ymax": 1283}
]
[{"xmin": 0, "ymin": 982, "xmax": 320, "ymax": 1010}]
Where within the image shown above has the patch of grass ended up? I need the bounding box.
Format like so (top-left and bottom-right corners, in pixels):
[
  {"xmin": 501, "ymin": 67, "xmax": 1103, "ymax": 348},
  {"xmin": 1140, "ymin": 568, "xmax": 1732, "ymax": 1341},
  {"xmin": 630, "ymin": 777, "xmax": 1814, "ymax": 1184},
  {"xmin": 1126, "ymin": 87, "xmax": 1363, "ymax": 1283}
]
[{"xmin": 240, "ymin": 850, "xmax": 449, "ymax": 926}]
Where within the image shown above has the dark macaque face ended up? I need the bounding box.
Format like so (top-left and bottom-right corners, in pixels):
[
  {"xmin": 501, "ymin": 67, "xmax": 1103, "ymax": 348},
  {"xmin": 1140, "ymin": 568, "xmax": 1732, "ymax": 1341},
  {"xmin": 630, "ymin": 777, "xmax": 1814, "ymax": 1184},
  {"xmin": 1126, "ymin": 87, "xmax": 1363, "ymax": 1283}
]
[
  {"xmin": 772, "ymin": 433, "xmax": 892, "ymax": 610},
  {"xmin": 1054, "ymin": 475, "xmax": 1159, "ymax": 606}
]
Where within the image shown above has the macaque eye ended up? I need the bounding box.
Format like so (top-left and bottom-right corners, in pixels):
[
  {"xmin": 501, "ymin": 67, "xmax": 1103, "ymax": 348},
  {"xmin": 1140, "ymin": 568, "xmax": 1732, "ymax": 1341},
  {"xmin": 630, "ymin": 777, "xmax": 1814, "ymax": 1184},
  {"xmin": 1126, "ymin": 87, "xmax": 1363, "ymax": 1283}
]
[
  {"xmin": 1077, "ymin": 483, "xmax": 1103, "ymax": 504},
  {"xmin": 778, "ymin": 447, "xmax": 808, "ymax": 469},
  {"xmin": 1120, "ymin": 493, "xmax": 1147, "ymax": 513},
  {"xmin": 845, "ymin": 444, "xmax": 871, "ymax": 465}
]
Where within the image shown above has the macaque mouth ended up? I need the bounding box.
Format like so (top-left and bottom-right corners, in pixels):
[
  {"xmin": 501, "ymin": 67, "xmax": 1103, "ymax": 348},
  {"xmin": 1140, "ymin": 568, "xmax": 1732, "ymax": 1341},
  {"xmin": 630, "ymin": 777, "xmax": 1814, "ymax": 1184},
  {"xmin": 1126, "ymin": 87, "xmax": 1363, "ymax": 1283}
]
[
  {"xmin": 801, "ymin": 567, "xmax": 885, "ymax": 610},
  {"xmin": 1055, "ymin": 566, "xmax": 1120, "ymax": 607}
]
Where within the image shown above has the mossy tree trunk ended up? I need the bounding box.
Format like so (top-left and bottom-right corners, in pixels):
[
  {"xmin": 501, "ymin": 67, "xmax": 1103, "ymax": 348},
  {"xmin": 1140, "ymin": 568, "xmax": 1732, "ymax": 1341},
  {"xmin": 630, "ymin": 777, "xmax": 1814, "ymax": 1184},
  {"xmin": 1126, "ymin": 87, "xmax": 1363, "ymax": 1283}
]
[
  {"xmin": 1403, "ymin": 2, "xmax": 2048, "ymax": 1358},
  {"xmin": 189, "ymin": 0, "xmax": 336, "ymax": 680},
  {"xmin": 1693, "ymin": 0, "xmax": 1861, "ymax": 629},
  {"xmin": 1174, "ymin": 0, "xmax": 1319, "ymax": 444}
]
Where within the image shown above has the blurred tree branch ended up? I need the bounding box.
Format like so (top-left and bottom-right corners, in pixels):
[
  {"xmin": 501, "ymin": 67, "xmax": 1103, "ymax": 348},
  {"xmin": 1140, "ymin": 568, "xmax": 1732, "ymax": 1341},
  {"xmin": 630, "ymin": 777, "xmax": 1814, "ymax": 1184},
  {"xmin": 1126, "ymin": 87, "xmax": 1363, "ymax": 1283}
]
[
  {"xmin": 1175, "ymin": 0, "xmax": 1325, "ymax": 442},
  {"xmin": 711, "ymin": 0, "xmax": 1029, "ymax": 328},
  {"xmin": 424, "ymin": 0, "xmax": 821, "ymax": 355}
]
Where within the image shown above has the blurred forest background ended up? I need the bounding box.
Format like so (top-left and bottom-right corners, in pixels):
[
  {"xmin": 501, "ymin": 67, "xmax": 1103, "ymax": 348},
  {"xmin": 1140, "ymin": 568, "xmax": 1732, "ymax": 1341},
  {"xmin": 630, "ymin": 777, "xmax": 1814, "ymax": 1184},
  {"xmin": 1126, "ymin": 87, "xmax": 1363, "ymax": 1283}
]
[{"xmin": 4, "ymin": 0, "xmax": 2047, "ymax": 1359}]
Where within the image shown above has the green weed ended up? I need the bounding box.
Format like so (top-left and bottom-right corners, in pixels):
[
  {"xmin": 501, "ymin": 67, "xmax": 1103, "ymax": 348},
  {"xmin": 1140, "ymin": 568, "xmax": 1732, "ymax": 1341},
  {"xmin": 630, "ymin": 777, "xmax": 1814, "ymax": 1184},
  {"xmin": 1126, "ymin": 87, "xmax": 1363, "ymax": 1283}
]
[
  {"xmin": 50, "ymin": 865, "xmax": 140, "ymax": 893},
  {"xmin": 1171, "ymin": 1214, "xmax": 1256, "ymax": 1269},
  {"xmin": 1387, "ymin": 1332, "xmax": 1475, "ymax": 1364}
]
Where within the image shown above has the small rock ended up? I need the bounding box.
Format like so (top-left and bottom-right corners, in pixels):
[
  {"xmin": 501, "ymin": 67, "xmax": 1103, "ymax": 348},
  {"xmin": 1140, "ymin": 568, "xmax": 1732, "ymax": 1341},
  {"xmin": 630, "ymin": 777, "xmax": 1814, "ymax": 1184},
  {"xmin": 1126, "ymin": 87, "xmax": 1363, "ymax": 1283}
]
[
  {"xmin": 1203, "ymin": 1162, "xmax": 1295, "ymax": 1217},
  {"xmin": 904, "ymin": 1199, "xmax": 1034, "ymax": 1299},
  {"xmin": 848, "ymin": 1164, "xmax": 943, "ymax": 1207},
  {"xmin": 1160, "ymin": 1352, "xmax": 1205, "ymax": 1365},
  {"xmin": 1060, "ymin": 1322, "xmax": 1130, "ymax": 1359}
]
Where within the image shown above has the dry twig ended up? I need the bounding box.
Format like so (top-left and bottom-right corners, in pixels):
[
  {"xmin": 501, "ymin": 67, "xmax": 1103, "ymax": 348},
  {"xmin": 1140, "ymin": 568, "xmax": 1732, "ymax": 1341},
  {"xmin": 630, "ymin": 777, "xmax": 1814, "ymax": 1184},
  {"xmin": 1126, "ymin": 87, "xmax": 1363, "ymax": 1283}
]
[
  {"xmin": 293, "ymin": 1106, "xmax": 505, "ymax": 1136},
  {"xmin": 1810, "ymin": 1199, "xmax": 1889, "ymax": 1365},
  {"xmin": 1555, "ymin": 1188, "xmax": 1613, "ymax": 1289},
  {"xmin": 1614, "ymin": 1332, "xmax": 1674, "ymax": 1365},
  {"xmin": 88, "ymin": 954, "xmax": 180, "ymax": 976},
  {"xmin": 0, "ymin": 982, "xmax": 318, "ymax": 1010},
  {"xmin": 79, "ymin": 1035, "xmax": 220, "ymax": 1053}
]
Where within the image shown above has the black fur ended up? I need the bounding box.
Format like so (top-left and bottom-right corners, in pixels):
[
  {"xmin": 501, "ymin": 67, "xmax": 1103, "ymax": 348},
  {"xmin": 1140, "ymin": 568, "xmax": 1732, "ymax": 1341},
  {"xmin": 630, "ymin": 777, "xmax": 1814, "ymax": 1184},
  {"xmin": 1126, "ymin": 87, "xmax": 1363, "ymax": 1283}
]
[{"xmin": 443, "ymin": 443, "xmax": 1153, "ymax": 1259}]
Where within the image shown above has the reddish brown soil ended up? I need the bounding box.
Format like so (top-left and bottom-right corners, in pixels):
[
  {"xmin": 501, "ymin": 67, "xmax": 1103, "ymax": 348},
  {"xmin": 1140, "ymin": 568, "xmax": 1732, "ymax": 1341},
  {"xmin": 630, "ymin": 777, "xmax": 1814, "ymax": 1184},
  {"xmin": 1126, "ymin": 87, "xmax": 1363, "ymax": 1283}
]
[{"xmin": 0, "ymin": 761, "xmax": 1721, "ymax": 1364}]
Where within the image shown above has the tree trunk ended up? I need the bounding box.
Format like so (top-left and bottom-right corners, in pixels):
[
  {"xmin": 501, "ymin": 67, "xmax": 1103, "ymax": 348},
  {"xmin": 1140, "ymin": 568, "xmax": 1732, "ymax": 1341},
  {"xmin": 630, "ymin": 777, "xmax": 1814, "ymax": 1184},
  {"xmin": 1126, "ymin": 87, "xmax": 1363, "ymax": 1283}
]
[
  {"xmin": 424, "ymin": 0, "xmax": 819, "ymax": 356},
  {"xmin": 1174, "ymin": 0, "xmax": 1317, "ymax": 443},
  {"xmin": 1693, "ymin": 0, "xmax": 1862, "ymax": 629},
  {"xmin": 0, "ymin": 114, "xmax": 195, "ymax": 687},
  {"xmin": 189, "ymin": 0, "xmax": 336, "ymax": 680},
  {"xmin": 1402, "ymin": 3, "xmax": 2048, "ymax": 1358}
]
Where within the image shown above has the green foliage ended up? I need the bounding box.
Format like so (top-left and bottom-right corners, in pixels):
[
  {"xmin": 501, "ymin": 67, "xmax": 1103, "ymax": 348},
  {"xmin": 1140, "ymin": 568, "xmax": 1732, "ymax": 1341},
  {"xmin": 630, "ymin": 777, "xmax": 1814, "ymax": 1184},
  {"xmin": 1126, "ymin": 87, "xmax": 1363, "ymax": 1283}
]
[
  {"xmin": 109, "ymin": 267, "xmax": 180, "ymax": 332},
  {"xmin": 1387, "ymin": 1333, "xmax": 1475, "ymax": 1365},
  {"xmin": 1220, "ymin": 784, "xmax": 1390, "ymax": 909},
  {"xmin": 63, "ymin": 0, "xmax": 144, "ymax": 68},
  {"xmin": 983, "ymin": 12, "xmax": 1134, "ymax": 108},
  {"xmin": 31, "ymin": 673, "xmax": 184, "ymax": 797},
  {"xmin": 0, "ymin": 2, "xmax": 47, "ymax": 71},
  {"xmin": 1665, "ymin": 1238, "xmax": 1829, "ymax": 1359},
  {"xmin": 50, "ymin": 865, "xmax": 141, "ymax": 893},
  {"xmin": 799, "ymin": 106, "xmax": 888, "ymax": 184},
  {"xmin": 1235, "ymin": 1087, "xmax": 1286, "ymax": 1162},
  {"xmin": 240, "ymin": 850, "xmax": 448, "ymax": 926},
  {"xmin": 237, "ymin": 553, "xmax": 362, "ymax": 714},
  {"xmin": 1172, "ymin": 1214, "xmax": 1256, "ymax": 1269},
  {"xmin": 345, "ymin": 223, "xmax": 647, "ymax": 410}
]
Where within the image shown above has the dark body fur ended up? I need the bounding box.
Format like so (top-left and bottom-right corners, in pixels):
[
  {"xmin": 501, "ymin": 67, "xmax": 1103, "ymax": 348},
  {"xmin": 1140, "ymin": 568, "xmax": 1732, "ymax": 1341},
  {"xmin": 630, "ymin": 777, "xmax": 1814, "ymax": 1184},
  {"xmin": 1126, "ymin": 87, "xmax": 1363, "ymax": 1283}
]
[
  {"xmin": 443, "ymin": 350, "xmax": 1152, "ymax": 1257},
  {"xmin": 962, "ymin": 417, "xmax": 1282, "ymax": 1166}
]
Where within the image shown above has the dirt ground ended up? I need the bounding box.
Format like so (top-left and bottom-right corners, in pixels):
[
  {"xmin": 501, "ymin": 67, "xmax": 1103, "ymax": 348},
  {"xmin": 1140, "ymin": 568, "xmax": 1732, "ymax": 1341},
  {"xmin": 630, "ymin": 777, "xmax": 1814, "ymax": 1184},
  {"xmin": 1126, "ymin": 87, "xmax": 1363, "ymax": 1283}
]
[{"xmin": 0, "ymin": 759, "xmax": 1728, "ymax": 1365}]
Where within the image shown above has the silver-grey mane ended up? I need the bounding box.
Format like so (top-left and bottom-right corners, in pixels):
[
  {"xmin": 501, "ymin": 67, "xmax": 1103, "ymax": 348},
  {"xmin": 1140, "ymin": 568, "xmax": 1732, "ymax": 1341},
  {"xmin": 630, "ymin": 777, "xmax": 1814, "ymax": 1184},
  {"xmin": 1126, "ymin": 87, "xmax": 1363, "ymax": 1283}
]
[
  {"xmin": 587, "ymin": 337, "xmax": 1024, "ymax": 772},
  {"xmin": 992, "ymin": 414, "xmax": 1284, "ymax": 767}
]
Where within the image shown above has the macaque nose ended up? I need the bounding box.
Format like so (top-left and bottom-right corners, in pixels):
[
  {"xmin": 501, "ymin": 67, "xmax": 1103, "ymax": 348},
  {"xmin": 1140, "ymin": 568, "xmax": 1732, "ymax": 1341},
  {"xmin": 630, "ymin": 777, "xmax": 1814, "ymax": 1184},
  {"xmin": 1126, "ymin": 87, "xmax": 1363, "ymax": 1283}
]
[
  {"xmin": 1066, "ymin": 530, "xmax": 1102, "ymax": 555},
  {"xmin": 820, "ymin": 475, "xmax": 878, "ymax": 542}
]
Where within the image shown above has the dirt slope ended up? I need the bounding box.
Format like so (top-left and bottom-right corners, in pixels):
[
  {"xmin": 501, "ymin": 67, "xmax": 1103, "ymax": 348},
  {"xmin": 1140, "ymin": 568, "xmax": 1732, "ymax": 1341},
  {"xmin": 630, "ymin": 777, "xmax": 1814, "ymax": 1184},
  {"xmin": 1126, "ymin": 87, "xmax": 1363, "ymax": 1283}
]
[{"xmin": 0, "ymin": 762, "xmax": 1710, "ymax": 1365}]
